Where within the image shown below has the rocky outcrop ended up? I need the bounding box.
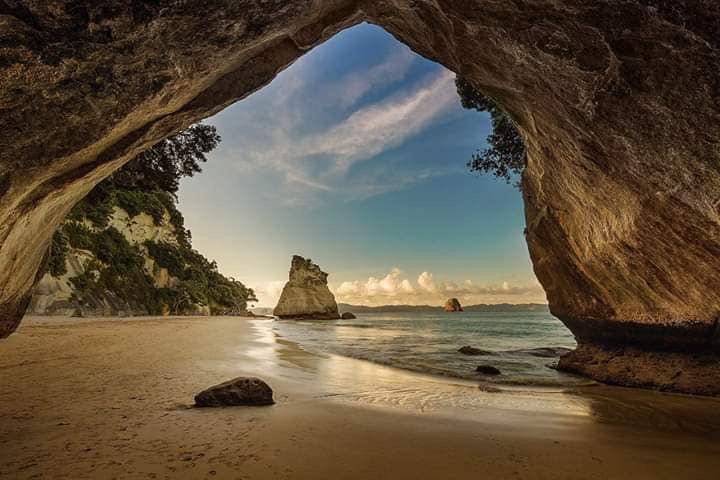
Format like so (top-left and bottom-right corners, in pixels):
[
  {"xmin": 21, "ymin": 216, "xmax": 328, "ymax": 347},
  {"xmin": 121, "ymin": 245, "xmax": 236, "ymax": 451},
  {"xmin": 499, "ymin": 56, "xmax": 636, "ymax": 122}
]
[
  {"xmin": 28, "ymin": 208, "xmax": 179, "ymax": 316},
  {"xmin": 444, "ymin": 298, "xmax": 463, "ymax": 312},
  {"xmin": 476, "ymin": 365, "xmax": 501, "ymax": 376},
  {"xmin": 273, "ymin": 256, "xmax": 340, "ymax": 320},
  {"xmin": 341, "ymin": 312, "xmax": 356, "ymax": 320},
  {"xmin": 558, "ymin": 344, "xmax": 720, "ymax": 396},
  {"xmin": 28, "ymin": 249, "xmax": 95, "ymax": 316},
  {"xmin": 1, "ymin": 2, "xmax": 720, "ymax": 394},
  {"xmin": 194, "ymin": 377, "xmax": 274, "ymax": 407}
]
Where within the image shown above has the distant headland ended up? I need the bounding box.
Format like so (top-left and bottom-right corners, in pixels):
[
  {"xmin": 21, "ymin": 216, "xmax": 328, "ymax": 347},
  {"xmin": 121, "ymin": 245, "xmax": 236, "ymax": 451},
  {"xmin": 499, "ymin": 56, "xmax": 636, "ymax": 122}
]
[{"xmin": 252, "ymin": 302, "xmax": 549, "ymax": 316}]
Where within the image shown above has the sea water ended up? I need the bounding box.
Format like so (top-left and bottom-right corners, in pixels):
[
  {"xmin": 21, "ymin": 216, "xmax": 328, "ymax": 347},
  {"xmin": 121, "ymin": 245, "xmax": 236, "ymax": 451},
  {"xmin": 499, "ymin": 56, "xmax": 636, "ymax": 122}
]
[{"xmin": 273, "ymin": 309, "xmax": 592, "ymax": 387}]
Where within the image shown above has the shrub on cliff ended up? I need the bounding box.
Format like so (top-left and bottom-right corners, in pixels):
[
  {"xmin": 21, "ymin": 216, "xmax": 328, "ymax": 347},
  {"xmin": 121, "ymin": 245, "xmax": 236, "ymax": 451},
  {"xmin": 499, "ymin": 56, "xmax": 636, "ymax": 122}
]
[
  {"xmin": 456, "ymin": 77, "xmax": 526, "ymax": 187},
  {"xmin": 145, "ymin": 240, "xmax": 257, "ymax": 314},
  {"xmin": 44, "ymin": 123, "xmax": 256, "ymax": 315}
]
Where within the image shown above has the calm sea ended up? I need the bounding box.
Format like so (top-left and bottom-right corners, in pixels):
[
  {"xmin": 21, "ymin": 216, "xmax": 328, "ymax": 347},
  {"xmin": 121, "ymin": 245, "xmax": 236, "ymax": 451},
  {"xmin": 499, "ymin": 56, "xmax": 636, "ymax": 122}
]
[{"xmin": 274, "ymin": 309, "xmax": 592, "ymax": 388}]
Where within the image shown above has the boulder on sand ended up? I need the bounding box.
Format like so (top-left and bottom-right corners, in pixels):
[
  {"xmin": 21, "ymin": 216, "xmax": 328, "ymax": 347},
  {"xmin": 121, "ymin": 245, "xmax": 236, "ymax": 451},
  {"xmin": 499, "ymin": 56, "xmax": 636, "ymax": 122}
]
[
  {"xmin": 273, "ymin": 255, "xmax": 340, "ymax": 320},
  {"xmin": 194, "ymin": 377, "xmax": 274, "ymax": 407},
  {"xmin": 476, "ymin": 365, "xmax": 502, "ymax": 375},
  {"xmin": 341, "ymin": 312, "xmax": 356, "ymax": 319}
]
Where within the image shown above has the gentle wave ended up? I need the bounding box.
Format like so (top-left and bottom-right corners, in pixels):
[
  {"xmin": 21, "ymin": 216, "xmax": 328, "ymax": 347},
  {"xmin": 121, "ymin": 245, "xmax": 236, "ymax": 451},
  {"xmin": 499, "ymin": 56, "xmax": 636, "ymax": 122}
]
[{"xmin": 273, "ymin": 310, "xmax": 593, "ymax": 388}]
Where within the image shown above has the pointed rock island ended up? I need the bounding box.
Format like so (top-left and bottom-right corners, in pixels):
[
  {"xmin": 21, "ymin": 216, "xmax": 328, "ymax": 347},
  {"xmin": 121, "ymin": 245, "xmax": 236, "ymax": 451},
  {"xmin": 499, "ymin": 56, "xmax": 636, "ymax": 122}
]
[{"xmin": 273, "ymin": 256, "xmax": 340, "ymax": 320}]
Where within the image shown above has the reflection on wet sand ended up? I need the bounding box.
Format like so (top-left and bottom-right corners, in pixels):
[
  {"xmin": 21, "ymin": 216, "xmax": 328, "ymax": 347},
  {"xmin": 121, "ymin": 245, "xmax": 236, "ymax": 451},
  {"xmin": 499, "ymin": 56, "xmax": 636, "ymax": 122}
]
[
  {"xmin": 269, "ymin": 319, "xmax": 720, "ymax": 437},
  {"xmin": 2, "ymin": 316, "xmax": 718, "ymax": 479}
]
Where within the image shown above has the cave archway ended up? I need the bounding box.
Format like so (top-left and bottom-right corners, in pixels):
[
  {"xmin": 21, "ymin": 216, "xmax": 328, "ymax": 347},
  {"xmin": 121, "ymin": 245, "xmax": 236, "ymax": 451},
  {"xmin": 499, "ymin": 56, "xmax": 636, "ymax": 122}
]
[{"xmin": 1, "ymin": 1, "xmax": 719, "ymax": 394}]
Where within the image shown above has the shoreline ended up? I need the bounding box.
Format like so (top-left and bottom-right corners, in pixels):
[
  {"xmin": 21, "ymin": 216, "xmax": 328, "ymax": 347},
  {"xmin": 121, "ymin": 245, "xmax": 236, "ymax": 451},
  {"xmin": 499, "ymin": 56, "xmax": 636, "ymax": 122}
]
[
  {"xmin": 21, "ymin": 314, "xmax": 592, "ymax": 392},
  {"xmin": 2, "ymin": 316, "xmax": 720, "ymax": 479}
]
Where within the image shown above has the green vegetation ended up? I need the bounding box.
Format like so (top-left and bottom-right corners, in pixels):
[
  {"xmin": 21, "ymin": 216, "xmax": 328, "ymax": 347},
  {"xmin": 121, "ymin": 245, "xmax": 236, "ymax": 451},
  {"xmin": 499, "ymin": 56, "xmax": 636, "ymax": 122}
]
[
  {"xmin": 145, "ymin": 240, "xmax": 257, "ymax": 315},
  {"xmin": 45, "ymin": 123, "xmax": 257, "ymax": 315},
  {"xmin": 47, "ymin": 230, "xmax": 69, "ymax": 277},
  {"xmin": 66, "ymin": 226, "xmax": 160, "ymax": 313},
  {"xmin": 455, "ymin": 77, "xmax": 526, "ymax": 187}
]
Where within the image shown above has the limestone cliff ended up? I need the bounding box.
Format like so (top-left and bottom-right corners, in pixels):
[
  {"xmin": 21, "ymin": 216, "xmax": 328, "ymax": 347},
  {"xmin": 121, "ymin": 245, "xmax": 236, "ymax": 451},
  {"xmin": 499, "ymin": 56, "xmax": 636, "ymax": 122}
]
[
  {"xmin": 29, "ymin": 193, "xmax": 255, "ymax": 317},
  {"xmin": 274, "ymin": 256, "xmax": 340, "ymax": 320},
  {"xmin": 28, "ymin": 207, "xmax": 188, "ymax": 316}
]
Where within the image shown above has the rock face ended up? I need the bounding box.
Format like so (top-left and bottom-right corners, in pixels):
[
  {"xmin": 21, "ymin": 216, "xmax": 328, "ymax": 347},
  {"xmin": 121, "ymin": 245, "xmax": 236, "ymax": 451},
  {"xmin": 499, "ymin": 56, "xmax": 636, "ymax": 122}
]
[
  {"xmin": 1, "ymin": 2, "xmax": 720, "ymax": 394},
  {"xmin": 444, "ymin": 298, "xmax": 463, "ymax": 312},
  {"xmin": 273, "ymin": 256, "xmax": 340, "ymax": 320},
  {"xmin": 27, "ymin": 207, "xmax": 180, "ymax": 316},
  {"xmin": 194, "ymin": 377, "xmax": 274, "ymax": 407},
  {"xmin": 476, "ymin": 365, "xmax": 501, "ymax": 376}
]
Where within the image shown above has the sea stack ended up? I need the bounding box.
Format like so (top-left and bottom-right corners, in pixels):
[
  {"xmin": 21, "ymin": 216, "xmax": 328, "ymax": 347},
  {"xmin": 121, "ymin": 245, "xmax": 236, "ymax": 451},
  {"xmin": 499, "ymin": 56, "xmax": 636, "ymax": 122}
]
[
  {"xmin": 444, "ymin": 298, "xmax": 463, "ymax": 312},
  {"xmin": 273, "ymin": 256, "xmax": 341, "ymax": 320}
]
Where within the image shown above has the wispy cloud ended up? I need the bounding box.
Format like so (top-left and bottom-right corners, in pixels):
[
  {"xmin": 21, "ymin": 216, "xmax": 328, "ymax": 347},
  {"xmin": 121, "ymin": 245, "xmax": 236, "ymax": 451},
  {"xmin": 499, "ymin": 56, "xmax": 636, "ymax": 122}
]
[
  {"xmin": 223, "ymin": 45, "xmax": 460, "ymax": 206},
  {"xmin": 327, "ymin": 47, "xmax": 416, "ymax": 110},
  {"xmin": 300, "ymin": 70, "xmax": 457, "ymax": 174}
]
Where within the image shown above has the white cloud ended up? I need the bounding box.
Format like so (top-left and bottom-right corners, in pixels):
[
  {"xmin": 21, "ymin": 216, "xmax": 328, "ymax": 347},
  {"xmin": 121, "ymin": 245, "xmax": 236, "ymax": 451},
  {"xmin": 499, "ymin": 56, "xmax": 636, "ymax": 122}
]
[
  {"xmin": 252, "ymin": 280, "xmax": 286, "ymax": 307},
  {"xmin": 329, "ymin": 47, "xmax": 415, "ymax": 110},
  {"xmin": 225, "ymin": 47, "xmax": 460, "ymax": 206},
  {"xmin": 333, "ymin": 269, "xmax": 546, "ymax": 306},
  {"xmin": 299, "ymin": 70, "xmax": 457, "ymax": 174},
  {"xmin": 337, "ymin": 267, "xmax": 416, "ymax": 299},
  {"xmin": 417, "ymin": 271, "xmax": 436, "ymax": 292}
]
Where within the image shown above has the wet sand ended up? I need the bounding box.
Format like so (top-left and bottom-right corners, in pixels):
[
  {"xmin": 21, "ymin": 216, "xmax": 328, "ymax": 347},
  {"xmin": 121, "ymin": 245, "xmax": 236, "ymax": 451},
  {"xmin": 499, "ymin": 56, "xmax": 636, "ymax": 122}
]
[{"xmin": 1, "ymin": 316, "xmax": 719, "ymax": 479}]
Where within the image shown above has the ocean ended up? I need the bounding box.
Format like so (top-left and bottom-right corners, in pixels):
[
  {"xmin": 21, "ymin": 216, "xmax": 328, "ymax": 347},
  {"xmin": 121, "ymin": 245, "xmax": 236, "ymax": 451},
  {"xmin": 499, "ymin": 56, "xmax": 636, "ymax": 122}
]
[{"xmin": 274, "ymin": 309, "xmax": 593, "ymax": 388}]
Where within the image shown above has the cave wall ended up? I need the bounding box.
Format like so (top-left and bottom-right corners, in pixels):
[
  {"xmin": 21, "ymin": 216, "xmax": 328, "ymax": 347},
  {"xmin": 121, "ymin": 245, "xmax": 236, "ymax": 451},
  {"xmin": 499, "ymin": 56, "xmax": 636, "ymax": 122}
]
[{"xmin": 1, "ymin": 1, "xmax": 719, "ymax": 393}]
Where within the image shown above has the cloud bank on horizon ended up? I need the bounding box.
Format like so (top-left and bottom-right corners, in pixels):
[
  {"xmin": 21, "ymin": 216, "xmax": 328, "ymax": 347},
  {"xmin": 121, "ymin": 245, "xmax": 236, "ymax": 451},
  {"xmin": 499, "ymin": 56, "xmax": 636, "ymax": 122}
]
[{"xmin": 254, "ymin": 268, "xmax": 546, "ymax": 308}]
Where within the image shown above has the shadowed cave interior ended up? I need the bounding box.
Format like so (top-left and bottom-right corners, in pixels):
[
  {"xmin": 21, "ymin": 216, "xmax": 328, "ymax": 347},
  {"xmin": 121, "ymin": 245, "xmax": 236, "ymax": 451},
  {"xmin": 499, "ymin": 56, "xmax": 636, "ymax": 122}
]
[{"xmin": 1, "ymin": 1, "xmax": 720, "ymax": 395}]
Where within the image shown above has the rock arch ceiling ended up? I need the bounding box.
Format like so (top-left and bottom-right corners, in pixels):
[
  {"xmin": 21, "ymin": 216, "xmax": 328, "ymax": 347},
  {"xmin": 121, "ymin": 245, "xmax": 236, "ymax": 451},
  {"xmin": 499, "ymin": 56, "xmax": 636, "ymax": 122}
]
[{"xmin": 1, "ymin": 1, "xmax": 719, "ymax": 394}]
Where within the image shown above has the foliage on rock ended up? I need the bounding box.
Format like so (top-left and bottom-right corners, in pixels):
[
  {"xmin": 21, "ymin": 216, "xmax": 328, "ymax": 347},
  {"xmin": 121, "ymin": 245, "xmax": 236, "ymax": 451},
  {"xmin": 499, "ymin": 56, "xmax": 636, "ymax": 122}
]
[
  {"xmin": 455, "ymin": 77, "xmax": 526, "ymax": 187},
  {"xmin": 42, "ymin": 124, "xmax": 256, "ymax": 315}
]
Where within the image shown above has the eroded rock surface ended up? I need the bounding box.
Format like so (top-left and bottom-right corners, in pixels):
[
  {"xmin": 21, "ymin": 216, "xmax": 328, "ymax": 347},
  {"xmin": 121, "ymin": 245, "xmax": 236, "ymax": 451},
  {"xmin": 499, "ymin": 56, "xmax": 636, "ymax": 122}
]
[
  {"xmin": 194, "ymin": 377, "xmax": 274, "ymax": 407},
  {"xmin": 28, "ymin": 207, "xmax": 180, "ymax": 316},
  {"xmin": 273, "ymin": 256, "xmax": 340, "ymax": 320},
  {"xmin": 444, "ymin": 298, "xmax": 463, "ymax": 312},
  {"xmin": 476, "ymin": 365, "xmax": 501, "ymax": 376},
  {"xmin": 1, "ymin": 1, "xmax": 720, "ymax": 393}
]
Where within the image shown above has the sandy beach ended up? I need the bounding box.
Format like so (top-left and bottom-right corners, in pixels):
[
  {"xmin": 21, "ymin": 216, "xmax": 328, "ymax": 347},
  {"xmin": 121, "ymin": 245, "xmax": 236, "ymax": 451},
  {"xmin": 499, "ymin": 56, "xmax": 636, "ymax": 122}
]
[{"xmin": 1, "ymin": 316, "xmax": 719, "ymax": 479}]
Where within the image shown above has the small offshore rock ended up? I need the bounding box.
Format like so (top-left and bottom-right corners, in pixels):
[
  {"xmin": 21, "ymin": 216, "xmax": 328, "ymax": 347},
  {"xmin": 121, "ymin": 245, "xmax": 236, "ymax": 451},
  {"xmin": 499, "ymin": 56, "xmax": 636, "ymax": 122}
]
[
  {"xmin": 444, "ymin": 298, "xmax": 463, "ymax": 312},
  {"xmin": 476, "ymin": 365, "xmax": 502, "ymax": 375},
  {"xmin": 194, "ymin": 377, "xmax": 274, "ymax": 407},
  {"xmin": 458, "ymin": 345, "xmax": 491, "ymax": 356},
  {"xmin": 341, "ymin": 312, "xmax": 356, "ymax": 319}
]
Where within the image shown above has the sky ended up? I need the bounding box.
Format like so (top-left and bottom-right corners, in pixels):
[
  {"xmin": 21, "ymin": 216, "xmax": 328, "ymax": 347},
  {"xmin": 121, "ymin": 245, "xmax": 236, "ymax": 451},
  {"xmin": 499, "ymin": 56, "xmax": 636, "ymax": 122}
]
[{"xmin": 177, "ymin": 23, "xmax": 545, "ymax": 307}]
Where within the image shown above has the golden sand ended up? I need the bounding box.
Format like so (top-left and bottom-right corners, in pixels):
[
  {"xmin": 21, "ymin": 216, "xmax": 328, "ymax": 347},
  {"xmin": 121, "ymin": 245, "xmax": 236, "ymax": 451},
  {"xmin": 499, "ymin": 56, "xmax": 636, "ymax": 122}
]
[{"xmin": 1, "ymin": 316, "xmax": 719, "ymax": 479}]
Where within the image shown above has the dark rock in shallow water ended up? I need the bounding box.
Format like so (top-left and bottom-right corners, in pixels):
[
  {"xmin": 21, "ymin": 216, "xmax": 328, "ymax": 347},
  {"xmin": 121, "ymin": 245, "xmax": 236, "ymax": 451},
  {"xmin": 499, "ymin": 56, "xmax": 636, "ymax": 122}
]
[
  {"xmin": 458, "ymin": 346, "xmax": 492, "ymax": 356},
  {"xmin": 521, "ymin": 347, "xmax": 573, "ymax": 358},
  {"xmin": 476, "ymin": 365, "xmax": 502, "ymax": 375},
  {"xmin": 194, "ymin": 377, "xmax": 274, "ymax": 407},
  {"xmin": 341, "ymin": 312, "xmax": 356, "ymax": 319},
  {"xmin": 444, "ymin": 298, "xmax": 463, "ymax": 312}
]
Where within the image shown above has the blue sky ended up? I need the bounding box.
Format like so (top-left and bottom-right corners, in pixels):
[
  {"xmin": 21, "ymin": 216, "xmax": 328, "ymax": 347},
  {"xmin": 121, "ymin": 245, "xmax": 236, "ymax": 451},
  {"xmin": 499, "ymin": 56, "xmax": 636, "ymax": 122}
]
[{"xmin": 177, "ymin": 23, "xmax": 544, "ymax": 307}]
